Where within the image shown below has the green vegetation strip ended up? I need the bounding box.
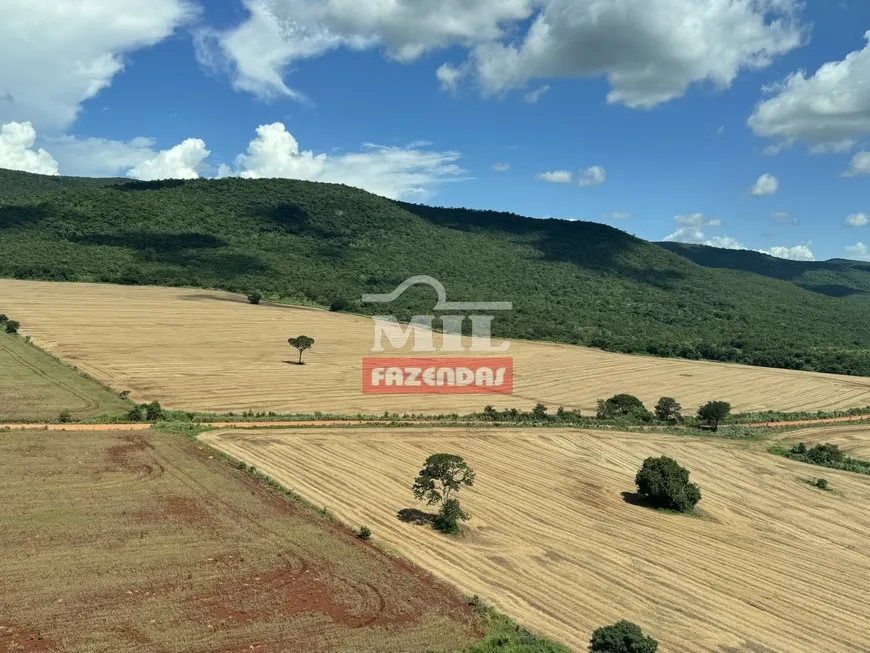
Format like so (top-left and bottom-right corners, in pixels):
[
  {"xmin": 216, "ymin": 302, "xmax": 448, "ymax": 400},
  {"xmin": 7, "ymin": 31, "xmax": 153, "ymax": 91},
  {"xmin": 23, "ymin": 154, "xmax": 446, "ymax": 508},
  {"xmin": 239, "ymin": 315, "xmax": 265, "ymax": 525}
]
[{"xmin": 769, "ymin": 442, "xmax": 870, "ymax": 476}]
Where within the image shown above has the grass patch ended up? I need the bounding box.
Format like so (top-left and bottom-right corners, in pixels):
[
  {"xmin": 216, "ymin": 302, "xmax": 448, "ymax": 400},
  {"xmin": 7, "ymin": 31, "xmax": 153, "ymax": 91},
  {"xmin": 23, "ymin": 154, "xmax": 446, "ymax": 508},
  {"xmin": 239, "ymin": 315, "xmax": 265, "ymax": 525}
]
[
  {"xmin": 0, "ymin": 331, "xmax": 132, "ymax": 422},
  {"xmin": 461, "ymin": 596, "xmax": 570, "ymax": 652}
]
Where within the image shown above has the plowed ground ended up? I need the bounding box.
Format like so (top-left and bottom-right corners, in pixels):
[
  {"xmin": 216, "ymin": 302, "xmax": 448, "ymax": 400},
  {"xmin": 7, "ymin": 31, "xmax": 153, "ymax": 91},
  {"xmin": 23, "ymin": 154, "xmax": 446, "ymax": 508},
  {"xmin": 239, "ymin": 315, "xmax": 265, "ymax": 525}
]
[
  {"xmin": 4, "ymin": 279, "xmax": 870, "ymax": 416},
  {"xmin": 201, "ymin": 426, "xmax": 870, "ymax": 653},
  {"xmin": 0, "ymin": 429, "xmax": 478, "ymax": 653}
]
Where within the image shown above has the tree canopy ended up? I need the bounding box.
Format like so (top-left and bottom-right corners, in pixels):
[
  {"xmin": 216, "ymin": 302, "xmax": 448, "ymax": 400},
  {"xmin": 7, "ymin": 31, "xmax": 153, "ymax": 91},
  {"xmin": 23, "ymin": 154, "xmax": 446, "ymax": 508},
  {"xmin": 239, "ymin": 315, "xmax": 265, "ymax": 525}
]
[
  {"xmin": 288, "ymin": 335, "xmax": 315, "ymax": 364},
  {"xmin": 635, "ymin": 456, "xmax": 701, "ymax": 513}
]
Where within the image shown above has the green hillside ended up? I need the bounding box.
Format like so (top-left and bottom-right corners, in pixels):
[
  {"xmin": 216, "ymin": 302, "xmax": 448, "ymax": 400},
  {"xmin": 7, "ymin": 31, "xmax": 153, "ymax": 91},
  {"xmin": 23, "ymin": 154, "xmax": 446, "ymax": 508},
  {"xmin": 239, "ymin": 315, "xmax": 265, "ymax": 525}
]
[
  {"xmin": 659, "ymin": 241, "xmax": 870, "ymax": 298},
  {"xmin": 2, "ymin": 167, "xmax": 870, "ymax": 376}
]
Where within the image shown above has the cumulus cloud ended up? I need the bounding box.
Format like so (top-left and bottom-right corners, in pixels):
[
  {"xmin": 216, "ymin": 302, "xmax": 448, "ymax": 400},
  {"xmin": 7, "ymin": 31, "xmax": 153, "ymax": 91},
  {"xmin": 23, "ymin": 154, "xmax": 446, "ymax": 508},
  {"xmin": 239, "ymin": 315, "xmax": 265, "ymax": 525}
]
[
  {"xmin": 232, "ymin": 122, "xmax": 465, "ymax": 200},
  {"xmin": 523, "ymin": 85, "xmax": 550, "ymax": 104},
  {"xmin": 126, "ymin": 139, "xmax": 211, "ymax": 180},
  {"xmin": 845, "ymin": 212, "xmax": 869, "ymax": 227},
  {"xmin": 492, "ymin": 162, "xmax": 510, "ymax": 172},
  {"xmin": 663, "ymin": 213, "xmax": 723, "ymax": 243},
  {"xmin": 578, "ymin": 165, "xmax": 606, "ymax": 187},
  {"xmin": 750, "ymin": 173, "xmax": 779, "ymax": 196},
  {"xmin": 843, "ymin": 151, "xmax": 870, "ymax": 177},
  {"xmin": 0, "ymin": 121, "xmax": 59, "ymax": 175},
  {"xmin": 846, "ymin": 242, "xmax": 870, "ymax": 260},
  {"xmin": 0, "ymin": 0, "xmax": 195, "ymax": 132},
  {"xmin": 536, "ymin": 170, "xmax": 573, "ymax": 183},
  {"xmin": 748, "ymin": 31, "xmax": 870, "ymax": 152},
  {"xmin": 603, "ymin": 212, "xmax": 632, "ymax": 220},
  {"xmin": 44, "ymin": 134, "xmax": 158, "ymax": 177},
  {"xmin": 203, "ymin": 0, "xmax": 804, "ymax": 109},
  {"xmin": 763, "ymin": 243, "xmax": 815, "ymax": 260}
]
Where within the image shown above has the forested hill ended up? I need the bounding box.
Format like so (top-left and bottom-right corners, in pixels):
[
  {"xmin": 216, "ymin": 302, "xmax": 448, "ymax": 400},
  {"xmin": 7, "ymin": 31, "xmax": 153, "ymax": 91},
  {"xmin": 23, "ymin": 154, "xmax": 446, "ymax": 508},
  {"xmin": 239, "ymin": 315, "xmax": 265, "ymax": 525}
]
[{"xmin": 3, "ymin": 167, "xmax": 870, "ymax": 376}]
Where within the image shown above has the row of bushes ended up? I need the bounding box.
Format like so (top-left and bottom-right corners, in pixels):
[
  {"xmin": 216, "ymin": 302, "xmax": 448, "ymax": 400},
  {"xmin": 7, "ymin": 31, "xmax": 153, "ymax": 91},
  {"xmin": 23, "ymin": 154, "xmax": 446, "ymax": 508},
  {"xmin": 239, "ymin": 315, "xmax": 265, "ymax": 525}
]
[{"xmin": 771, "ymin": 442, "xmax": 870, "ymax": 475}]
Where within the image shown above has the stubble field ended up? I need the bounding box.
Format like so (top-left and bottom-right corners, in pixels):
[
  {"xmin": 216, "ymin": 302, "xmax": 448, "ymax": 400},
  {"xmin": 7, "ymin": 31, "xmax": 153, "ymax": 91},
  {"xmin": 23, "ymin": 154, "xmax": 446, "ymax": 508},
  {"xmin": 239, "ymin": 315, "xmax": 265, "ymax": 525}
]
[
  {"xmin": 0, "ymin": 429, "xmax": 479, "ymax": 653},
  {"xmin": 202, "ymin": 426, "xmax": 870, "ymax": 653},
  {"xmin": 4, "ymin": 279, "xmax": 870, "ymax": 416}
]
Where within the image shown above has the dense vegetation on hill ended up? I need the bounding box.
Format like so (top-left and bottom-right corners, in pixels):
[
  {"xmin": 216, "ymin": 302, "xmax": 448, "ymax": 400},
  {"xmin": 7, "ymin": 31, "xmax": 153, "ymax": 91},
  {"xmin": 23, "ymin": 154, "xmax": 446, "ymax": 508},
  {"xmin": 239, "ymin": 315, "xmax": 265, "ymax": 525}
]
[{"xmin": 3, "ymin": 167, "xmax": 870, "ymax": 376}]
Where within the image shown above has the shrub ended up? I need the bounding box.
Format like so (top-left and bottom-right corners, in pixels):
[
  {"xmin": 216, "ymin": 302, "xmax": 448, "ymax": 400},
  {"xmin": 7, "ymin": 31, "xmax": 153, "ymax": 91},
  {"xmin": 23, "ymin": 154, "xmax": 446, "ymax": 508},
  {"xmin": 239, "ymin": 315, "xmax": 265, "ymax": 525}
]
[
  {"xmin": 0, "ymin": 314, "xmax": 7, "ymax": 323},
  {"xmin": 145, "ymin": 401, "xmax": 163, "ymax": 422},
  {"xmin": 58, "ymin": 410, "xmax": 72, "ymax": 423},
  {"xmin": 814, "ymin": 478, "xmax": 829, "ymax": 490},
  {"xmin": 127, "ymin": 405, "xmax": 144, "ymax": 422},
  {"xmin": 5, "ymin": 320, "xmax": 20, "ymax": 334},
  {"xmin": 589, "ymin": 620, "xmax": 658, "ymax": 653},
  {"xmin": 635, "ymin": 456, "xmax": 701, "ymax": 513},
  {"xmin": 247, "ymin": 291, "xmax": 262, "ymax": 305},
  {"xmin": 532, "ymin": 403, "xmax": 548, "ymax": 421},
  {"xmin": 357, "ymin": 525, "xmax": 372, "ymax": 540},
  {"xmin": 697, "ymin": 400, "xmax": 731, "ymax": 430},
  {"xmin": 806, "ymin": 443, "xmax": 844, "ymax": 465},
  {"xmin": 654, "ymin": 397, "xmax": 682, "ymax": 422},
  {"xmin": 433, "ymin": 498, "xmax": 469, "ymax": 534},
  {"xmin": 597, "ymin": 394, "xmax": 648, "ymax": 419},
  {"xmin": 329, "ymin": 296, "xmax": 355, "ymax": 312},
  {"xmin": 119, "ymin": 390, "xmax": 131, "ymax": 400}
]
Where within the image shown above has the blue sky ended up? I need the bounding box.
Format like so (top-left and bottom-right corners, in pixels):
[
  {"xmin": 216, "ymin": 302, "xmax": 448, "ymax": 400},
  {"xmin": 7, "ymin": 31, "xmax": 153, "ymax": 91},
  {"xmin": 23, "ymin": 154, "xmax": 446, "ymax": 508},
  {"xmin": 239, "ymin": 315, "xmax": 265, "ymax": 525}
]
[{"xmin": 1, "ymin": 0, "xmax": 869, "ymax": 262}]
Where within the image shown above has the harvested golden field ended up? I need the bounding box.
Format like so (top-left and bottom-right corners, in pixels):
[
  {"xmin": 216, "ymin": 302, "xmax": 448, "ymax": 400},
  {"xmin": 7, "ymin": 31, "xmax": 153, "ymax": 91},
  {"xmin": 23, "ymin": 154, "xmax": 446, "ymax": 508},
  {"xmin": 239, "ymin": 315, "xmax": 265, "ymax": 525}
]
[
  {"xmin": 4, "ymin": 278, "xmax": 870, "ymax": 415},
  {"xmin": 202, "ymin": 426, "xmax": 870, "ymax": 653},
  {"xmin": 773, "ymin": 424, "xmax": 870, "ymax": 459},
  {"xmin": 0, "ymin": 429, "xmax": 478, "ymax": 653},
  {"xmin": 0, "ymin": 331, "xmax": 131, "ymax": 422}
]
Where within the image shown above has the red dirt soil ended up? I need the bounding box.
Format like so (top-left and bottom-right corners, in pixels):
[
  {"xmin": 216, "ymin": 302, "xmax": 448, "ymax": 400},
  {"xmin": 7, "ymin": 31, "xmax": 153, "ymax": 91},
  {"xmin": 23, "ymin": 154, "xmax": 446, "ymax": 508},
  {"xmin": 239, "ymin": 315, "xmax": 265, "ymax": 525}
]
[{"xmin": 0, "ymin": 624, "xmax": 54, "ymax": 652}]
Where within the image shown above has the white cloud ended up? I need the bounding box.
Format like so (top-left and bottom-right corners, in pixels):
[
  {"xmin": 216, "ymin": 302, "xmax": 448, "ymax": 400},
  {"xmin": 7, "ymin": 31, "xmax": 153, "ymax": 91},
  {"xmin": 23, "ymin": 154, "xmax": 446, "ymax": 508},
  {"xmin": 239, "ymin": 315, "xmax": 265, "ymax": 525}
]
[
  {"xmin": 203, "ymin": 0, "xmax": 804, "ymax": 109},
  {"xmin": 846, "ymin": 242, "xmax": 870, "ymax": 260},
  {"xmin": 126, "ymin": 139, "xmax": 210, "ymax": 181},
  {"xmin": 663, "ymin": 213, "xmax": 723, "ymax": 243},
  {"xmin": 198, "ymin": 0, "xmax": 534, "ymax": 99},
  {"xmin": 523, "ymin": 85, "xmax": 550, "ymax": 104},
  {"xmin": 0, "ymin": 0, "xmax": 195, "ymax": 132},
  {"xmin": 748, "ymin": 30, "xmax": 870, "ymax": 152},
  {"xmin": 772, "ymin": 211, "xmax": 797, "ymax": 225},
  {"xmin": 750, "ymin": 173, "xmax": 779, "ymax": 196},
  {"xmin": 492, "ymin": 162, "xmax": 510, "ymax": 172},
  {"xmin": 843, "ymin": 151, "xmax": 870, "ymax": 177},
  {"xmin": 536, "ymin": 170, "xmax": 573, "ymax": 183},
  {"xmin": 763, "ymin": 243, "xmax": 815, "ymax": 260},
  {"xmin": 0, "ymin": 121, "xmax": 58, "ymax": 174},
  {"xmin": 845, "ymin": 212, "xmax": 869, "ymax": 227},
  {"xmin": 707, "ymin": 236, "xmax": 747, "ymax": 250},
  {"xmin": 232, "ymin": 122, "xmax": 465, "ymax": 200},
  {"xmin": 436, "ymin": 63, "xmax": 465, "ymax": 93},
  {"xmin": 43, "ymin": 134, "xmax": 157, "ymax": 177},
  {"xmin": 578, "ymin": 165, "xmax": 606, "ymax": 188},
  {"xmin": 603, "ymin": 211, "xmax": 632, "ymax": 220}
]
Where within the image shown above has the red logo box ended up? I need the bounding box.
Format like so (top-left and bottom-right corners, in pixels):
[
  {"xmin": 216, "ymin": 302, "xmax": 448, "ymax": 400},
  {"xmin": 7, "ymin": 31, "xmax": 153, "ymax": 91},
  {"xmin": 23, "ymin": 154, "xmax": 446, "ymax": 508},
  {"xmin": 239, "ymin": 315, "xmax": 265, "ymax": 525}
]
[{"xmin": 363, "ymin": 357, "xmax": 513, "ymax": 394}]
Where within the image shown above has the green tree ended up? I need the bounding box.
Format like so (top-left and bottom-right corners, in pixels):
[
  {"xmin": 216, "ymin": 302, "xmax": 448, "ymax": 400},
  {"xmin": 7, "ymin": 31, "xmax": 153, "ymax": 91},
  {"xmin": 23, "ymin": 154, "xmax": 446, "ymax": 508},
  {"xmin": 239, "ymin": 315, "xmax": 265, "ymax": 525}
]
[
  {"xmin": 589, "ymin": 621, "xmax": 658, "ymax": 653},
  {"xmin": 0, "ymin": 314, "xmax": 7, "ymax": 323},
  {"xmin": 288, "ymin": 335, "xmax": 315, "ymax": 364},
  {"xmin": 145, "ymin": 401, "xmax": 163, "ymax": 422},
  {"xmin": 697, "ymin": 400, "xmax": 731, "ymax": 430},
  {"xmin": 247, "ymin": 291, "xmax": 262, "ymax": 305},
  {"xmin": 412, "ymin": 453, "xmax": 475, "ymax": 534},
  {"xmin": 5, "ymin": 320, "xmax": 20, "ymax": 334},
  {"xmin": 654, "ymin": 397, "xmax": 682, "ymax": 422},
  {"xmin": 597, "ymin": 394, "xmax": 648, "ymax": 419},
  {"xmin": 531, "ymin": 403, "xmax": 548, "ymax": 421},
  {"xmin": 635, "ymin": 456, "xmax": 701, "ymax": 513}
]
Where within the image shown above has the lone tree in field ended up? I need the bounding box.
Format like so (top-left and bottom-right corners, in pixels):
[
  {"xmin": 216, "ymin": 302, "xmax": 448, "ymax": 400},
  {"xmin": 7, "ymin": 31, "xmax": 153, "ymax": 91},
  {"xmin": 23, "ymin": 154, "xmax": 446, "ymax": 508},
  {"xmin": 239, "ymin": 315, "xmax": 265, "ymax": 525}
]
[
  {"xmin": 654, "ymin": 397, "xmax": 682, "ymax": 422},
  {"xmin": 697, "ymin": 400, "xmax": 731, "ymax": 431},
  {"xmin": 635, "ymin": 456, "xmax": 701, "ymax": 513},
  {"xmin": 589, "ymin": 621, "xmax": 658, "ymax": 653},
  {"xmin": 288, "ymin": 335, "xmax": 315, "ymax": 364},
  {"xmin": 5, "ymin": 320, "xmax": 20, "ymax": 334},
  {"xmin": 412, "ymin": 453, "xmax": 475, "ymax": 534},
  {"xmin": 247, "ymin": 291, "xmax": 262, "ymax": 305}
]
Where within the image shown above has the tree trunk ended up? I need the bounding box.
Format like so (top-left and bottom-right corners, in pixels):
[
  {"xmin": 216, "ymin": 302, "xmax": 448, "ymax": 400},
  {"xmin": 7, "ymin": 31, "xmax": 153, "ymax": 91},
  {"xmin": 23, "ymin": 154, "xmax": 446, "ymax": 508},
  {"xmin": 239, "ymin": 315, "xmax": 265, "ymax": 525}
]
[{"xmin": 298, "ymin": 350, "xmax": 303, "ymax": 364}]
